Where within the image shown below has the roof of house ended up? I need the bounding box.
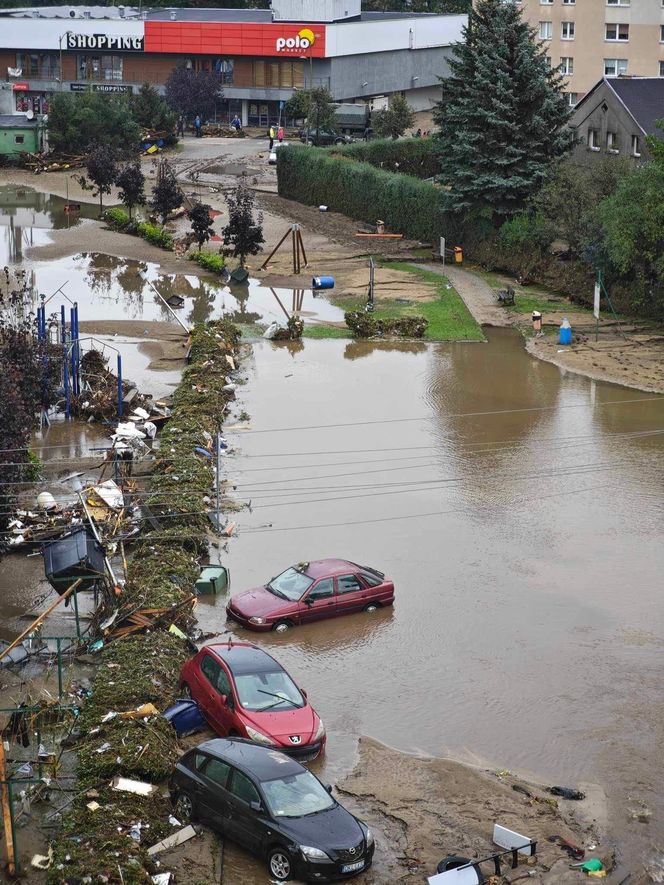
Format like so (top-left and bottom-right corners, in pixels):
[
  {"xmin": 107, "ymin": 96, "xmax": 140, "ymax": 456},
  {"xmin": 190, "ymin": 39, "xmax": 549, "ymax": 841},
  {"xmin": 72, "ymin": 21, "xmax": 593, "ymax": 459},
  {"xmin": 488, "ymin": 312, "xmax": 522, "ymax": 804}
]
[
  {"xmin": 573, "ymin": 77, "xmax": 664, "ymax": 137},
  {"xmin": 0, "ymin": 115, "xmax": 37, "ymax": 129},
  {"xmin": 145, "ymin": 8, "xmax": 436, "ymax": 22}
]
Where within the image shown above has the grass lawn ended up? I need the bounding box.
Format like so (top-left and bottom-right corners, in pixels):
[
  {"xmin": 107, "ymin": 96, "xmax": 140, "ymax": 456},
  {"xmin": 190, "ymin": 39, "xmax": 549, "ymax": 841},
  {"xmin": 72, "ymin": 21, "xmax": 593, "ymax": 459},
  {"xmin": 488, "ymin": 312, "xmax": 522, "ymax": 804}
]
[{"xmin": 304, "ymin": 262, "xmax": 484, "ymax": 342}]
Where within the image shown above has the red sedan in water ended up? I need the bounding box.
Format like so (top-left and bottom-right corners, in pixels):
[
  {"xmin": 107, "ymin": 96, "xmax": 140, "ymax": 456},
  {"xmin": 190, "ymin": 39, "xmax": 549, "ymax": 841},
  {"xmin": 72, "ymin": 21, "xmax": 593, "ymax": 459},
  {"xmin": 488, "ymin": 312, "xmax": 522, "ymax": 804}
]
[
  {"xmin": 179, "ymin": 642, "xmax": 326, "ymax": 760},
  {"xmin": 226, "ymin": 559, "xmax": 394, "ymax": 633}
]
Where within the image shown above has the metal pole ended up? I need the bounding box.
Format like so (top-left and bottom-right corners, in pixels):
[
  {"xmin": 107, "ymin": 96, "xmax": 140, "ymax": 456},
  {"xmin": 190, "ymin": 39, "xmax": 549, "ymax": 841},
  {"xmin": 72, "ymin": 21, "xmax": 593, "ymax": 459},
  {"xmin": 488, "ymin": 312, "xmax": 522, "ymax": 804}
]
[
  {"xmin": 78, "ymin": 493, "xmax": 119, "ymax": 588},
  {"xmin": 216, "ymin": 433, "xmax": 221, "ymax": 531},
  {"xmin": 60, "ymin": 304, "xmax": 66, "ymax": 343},
  {"xmin": 69, "ymin": 306, "xmax": 76, "ymax": 397},
  {"xmin": 0, "ymin": 741, "xmax": 16, "ymax": 877},
  {"xmin": 72, "ymin": 589, "xmax": 81, "ymax": 640},
  {"xmin": 57, "ymin": 639, "xmax": 63, "ymax": 700},
  {"xmin": 117, "ymin": 353, "xmax": 123, "ymax": 418},
  {"xmin": 63, "ymin": 351, "xmax": 70, "ymax": 419},
  {"xmin": 141, "ymin": 275, "xmax": 190, "ymax": 334}
]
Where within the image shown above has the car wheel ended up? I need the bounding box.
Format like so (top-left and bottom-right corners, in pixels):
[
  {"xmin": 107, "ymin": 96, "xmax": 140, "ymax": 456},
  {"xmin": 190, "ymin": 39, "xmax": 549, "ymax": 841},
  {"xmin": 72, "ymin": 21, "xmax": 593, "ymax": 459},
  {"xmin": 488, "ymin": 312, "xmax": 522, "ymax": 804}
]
[
  {"xmin": 306, "ymin": 139, "xmax": 314, "ymax": 146},
  {"xmin": 364, "ymin": 603, "xmax": 380, "ymax": 613},
  {"xmin": 273, "ymin": 621, "xmax": 291, "ymax": 634},
  {"xmin": 334, "ymin": 138, "xmax": 345, "ymax": 144},
  {"xmin": 174, "ymin": 790, "xmax": 196, "ymax": 823},
  {"xmin": 180, "ymin": 683, "xmax": 192, "ymax": 698},
  {"xmin": 268, "ymin": 847, "xmax": 293, "ymax": 881}
]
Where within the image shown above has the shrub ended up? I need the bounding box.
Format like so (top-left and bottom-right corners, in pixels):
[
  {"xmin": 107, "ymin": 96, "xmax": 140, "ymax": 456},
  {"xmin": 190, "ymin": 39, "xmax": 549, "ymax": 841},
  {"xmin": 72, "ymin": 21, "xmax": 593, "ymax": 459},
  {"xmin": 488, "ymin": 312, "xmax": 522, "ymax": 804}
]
[
  {"xmin": 277, "ymin": 146, "xmax": 452, "ymax": 243},
  {"xmin": 345, "ymin": 311, "xmax": 428, "ymax": 338},
  {"xmin": 136, "ymin": 221, "xmax": 174, "ymax": 250},
  {"xmin": 330, "ymin": 138, "xmax": 439, "ymax": 180},
  {"xmin": 189, "ymin": 251, "xmax": 226, "ymax": 274},
  {"xmin": 104, "ymin": 207, "xmax": 130, "ymax": 230}
]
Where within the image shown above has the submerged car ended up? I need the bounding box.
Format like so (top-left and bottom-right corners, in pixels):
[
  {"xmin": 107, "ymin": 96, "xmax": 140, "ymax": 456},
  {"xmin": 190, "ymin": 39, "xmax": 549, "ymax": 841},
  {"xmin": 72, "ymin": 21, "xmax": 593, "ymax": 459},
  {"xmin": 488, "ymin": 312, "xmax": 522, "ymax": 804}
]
[
  {"xmin": 226, "ymin": 559, "xmax": 394, "ymax": 633},
  {"xmin": 299, "ymin": 128, "xmax": 353, "ymax": 146},
  {"xmin": 180, "ymin": 642, "xmax": 325, "ymax": 760},
  {"xmin": 170, "ymin": 738, "xmax": 375, "ymax": 882}
]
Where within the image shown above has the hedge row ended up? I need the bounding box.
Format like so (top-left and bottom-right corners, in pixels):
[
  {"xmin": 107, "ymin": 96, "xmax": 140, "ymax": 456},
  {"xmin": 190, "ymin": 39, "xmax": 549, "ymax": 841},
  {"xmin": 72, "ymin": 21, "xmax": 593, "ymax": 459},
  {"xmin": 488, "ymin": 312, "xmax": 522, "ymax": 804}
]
[
  {"xmin": 330, "ymin": 137, "xmax": 439, "ymax": 180},
  {"xmin": 277, "ymin": 146, "xmax": 450, "ymax": 243},
  {"xmin": 104, "ymin": 207, "xmax": 174, "ymax": 251}
]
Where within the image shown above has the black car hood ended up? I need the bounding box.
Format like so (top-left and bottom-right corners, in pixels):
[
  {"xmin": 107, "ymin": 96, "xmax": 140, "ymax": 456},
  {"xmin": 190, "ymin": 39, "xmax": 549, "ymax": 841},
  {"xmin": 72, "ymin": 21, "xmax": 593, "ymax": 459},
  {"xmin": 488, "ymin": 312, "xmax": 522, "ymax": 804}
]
[{"xmin": 276, "ymin": 803, "xmax": 363, "ymax": 849}]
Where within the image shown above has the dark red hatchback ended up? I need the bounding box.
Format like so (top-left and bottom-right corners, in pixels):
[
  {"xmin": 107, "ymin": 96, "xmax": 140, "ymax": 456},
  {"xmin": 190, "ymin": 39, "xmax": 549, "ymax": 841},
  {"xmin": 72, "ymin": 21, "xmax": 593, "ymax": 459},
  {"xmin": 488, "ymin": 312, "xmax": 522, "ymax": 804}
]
[{"xmin": 226, "ymin": 559, "xmax": 394, "ymax": 633}]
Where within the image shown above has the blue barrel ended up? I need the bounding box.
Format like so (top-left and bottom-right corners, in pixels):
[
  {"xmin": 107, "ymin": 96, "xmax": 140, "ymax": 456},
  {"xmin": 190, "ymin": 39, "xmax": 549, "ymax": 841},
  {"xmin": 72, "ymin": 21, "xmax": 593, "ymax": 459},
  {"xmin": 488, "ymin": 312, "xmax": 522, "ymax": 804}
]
[
  {"xmin": 559, "ymin": 318, "xmax": 572, "ymax": 345},
  {"xmin": 312, "ymin": 276, "xmax": 334, "ymax": 290}
]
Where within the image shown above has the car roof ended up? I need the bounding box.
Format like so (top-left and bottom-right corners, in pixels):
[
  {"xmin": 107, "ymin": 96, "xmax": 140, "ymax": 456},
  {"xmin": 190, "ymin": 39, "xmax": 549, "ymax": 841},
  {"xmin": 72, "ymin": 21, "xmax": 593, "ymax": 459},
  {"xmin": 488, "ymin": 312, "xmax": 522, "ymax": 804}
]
[
  {"xmin": 301, "ymin": 559, "xmax": 361, "ymax": 579},
  {"xmin": 206, "ymin": 642, "xmax": 283, "ymax": 676},
  {"xmin": 195, "ymin": 738, "xmax": 305, "ymax": 781}
]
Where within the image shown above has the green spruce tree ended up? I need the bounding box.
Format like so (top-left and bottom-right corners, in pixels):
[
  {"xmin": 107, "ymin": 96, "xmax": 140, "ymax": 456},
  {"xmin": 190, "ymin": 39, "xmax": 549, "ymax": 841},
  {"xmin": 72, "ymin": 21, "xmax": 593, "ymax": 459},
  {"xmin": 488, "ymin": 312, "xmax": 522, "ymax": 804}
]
[{"xmin": 434, "ymin": 0, "xmax": 574, "ymax": 224}]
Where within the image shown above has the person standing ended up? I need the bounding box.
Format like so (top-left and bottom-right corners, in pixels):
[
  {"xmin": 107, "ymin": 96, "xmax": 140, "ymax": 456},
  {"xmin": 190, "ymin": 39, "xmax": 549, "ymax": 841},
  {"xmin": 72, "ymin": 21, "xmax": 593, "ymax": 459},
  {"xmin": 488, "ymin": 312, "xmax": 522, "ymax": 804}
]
[
  {"xmin": 268, "ymin": 123, "xmax": 275, "ymax": 150},
  {"xmin": 177, "ymin": 115, "xmax": 185, "ymax": 138},
  {"xmin": 277, "ymin": 124, "xmax": 284, "ymax": 144},
  {"xmin": 194, "ymin": 114, "xmax": 202, "ymax": 138},
  {"xmin": 231, "ymin": 114, "xmax": 242, "ymax": 132}
]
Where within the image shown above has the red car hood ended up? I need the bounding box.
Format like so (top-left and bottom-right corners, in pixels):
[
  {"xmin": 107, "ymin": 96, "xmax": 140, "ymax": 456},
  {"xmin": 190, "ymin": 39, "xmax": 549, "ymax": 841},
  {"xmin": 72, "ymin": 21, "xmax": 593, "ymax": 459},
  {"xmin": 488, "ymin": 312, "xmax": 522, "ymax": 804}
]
[
  {"xmin": 242, "ymin": 702, "xmax": 319, "ymax": 744},
  {"xmin": 230, "ymin": 586, "xmax": 293, "ymax": 619}
]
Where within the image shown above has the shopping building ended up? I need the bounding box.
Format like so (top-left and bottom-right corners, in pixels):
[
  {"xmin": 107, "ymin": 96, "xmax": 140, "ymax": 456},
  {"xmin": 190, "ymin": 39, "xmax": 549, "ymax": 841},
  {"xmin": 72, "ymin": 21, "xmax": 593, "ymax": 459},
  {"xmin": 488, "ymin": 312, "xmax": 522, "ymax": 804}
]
[
  {"xmin": 520, "ymin": 0, "xmax": 664, "ymax": 104},
  {"xmin": 0, "ymin": 0, "xmax": 465, "ymax": 127}
]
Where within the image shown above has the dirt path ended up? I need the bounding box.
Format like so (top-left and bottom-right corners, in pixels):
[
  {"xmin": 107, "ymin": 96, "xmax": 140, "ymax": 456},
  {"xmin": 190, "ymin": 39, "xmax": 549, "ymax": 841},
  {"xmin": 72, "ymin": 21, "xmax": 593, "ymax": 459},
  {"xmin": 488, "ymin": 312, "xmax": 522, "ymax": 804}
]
[
  {"xmin": 340, "ymin": 737, "xmax": 616, "ymax": 884},
  {"xmin": 422, "ymin": 262, "xmax": 512, "ymax": 328}
]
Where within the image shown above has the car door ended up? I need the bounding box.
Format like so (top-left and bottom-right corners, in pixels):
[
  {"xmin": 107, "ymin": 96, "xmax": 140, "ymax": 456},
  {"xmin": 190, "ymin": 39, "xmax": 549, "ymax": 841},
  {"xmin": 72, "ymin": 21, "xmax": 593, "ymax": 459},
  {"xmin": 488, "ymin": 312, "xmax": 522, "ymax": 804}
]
[
  {"xmin": 222, "ymin": 767, "xmax": 265, "ymax": 853},
  {"xmin": 198, "ymin": 654, "xmax": 237, "ymax": 735},
  {"xmin": 195, "ymin": 754, "xmax": 232, "ymax": 830},
  {"xmin": 335, "ymin": 573, "xmax": 366, "ymax": 615},
  {"xmin": 298, "ymin": 577, "xmax": 337, "ymax": 624}
]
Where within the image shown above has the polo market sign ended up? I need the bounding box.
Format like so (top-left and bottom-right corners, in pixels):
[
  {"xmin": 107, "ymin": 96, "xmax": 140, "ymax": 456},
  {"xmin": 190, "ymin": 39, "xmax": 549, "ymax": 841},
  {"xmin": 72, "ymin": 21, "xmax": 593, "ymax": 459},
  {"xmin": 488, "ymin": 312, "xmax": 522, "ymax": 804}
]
[
  {"xmin": 276, "ymin": 28, "xmax": 315, "ymax": 53},
  {"xmin": 66, "ymin": 33, "xmax": 144, "ymax": 52}
]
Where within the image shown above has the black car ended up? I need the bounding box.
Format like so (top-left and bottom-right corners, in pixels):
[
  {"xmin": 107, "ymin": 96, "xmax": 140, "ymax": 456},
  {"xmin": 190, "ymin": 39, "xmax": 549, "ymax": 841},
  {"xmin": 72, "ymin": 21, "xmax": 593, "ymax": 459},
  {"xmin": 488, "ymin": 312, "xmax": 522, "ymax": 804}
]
[
  {"xmin": 299, "ymin": 128, "xmax": 353, "ymax": 146},
  {"xmin": 170, "ymin": 738, "xmax": 374, "ymax": 882}
]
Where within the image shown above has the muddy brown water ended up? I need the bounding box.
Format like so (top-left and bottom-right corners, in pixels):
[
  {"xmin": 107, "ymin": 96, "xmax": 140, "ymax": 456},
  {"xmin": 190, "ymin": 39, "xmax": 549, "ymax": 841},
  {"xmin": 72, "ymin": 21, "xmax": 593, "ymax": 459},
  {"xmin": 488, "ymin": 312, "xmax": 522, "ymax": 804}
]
[{"xmin": 192, "ymin": 332, "xmax": 664, "ymax": 883}]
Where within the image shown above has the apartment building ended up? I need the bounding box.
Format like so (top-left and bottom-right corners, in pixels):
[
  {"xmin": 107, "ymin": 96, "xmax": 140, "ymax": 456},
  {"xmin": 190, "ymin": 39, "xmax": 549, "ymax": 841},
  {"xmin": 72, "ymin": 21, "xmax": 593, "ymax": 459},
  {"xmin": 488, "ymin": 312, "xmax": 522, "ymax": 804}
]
[{"xmin": 519, "ymin": 0, "xmax": 664, "ymax": 103}]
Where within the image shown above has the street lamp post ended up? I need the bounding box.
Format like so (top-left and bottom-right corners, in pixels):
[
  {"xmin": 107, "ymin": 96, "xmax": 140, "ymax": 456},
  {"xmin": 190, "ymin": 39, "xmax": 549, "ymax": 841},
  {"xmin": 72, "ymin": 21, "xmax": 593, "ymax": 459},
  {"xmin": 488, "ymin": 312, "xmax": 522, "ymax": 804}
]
[{"xmin": 58, "ymin": 31, "xmax": 73, "ymax": 92}]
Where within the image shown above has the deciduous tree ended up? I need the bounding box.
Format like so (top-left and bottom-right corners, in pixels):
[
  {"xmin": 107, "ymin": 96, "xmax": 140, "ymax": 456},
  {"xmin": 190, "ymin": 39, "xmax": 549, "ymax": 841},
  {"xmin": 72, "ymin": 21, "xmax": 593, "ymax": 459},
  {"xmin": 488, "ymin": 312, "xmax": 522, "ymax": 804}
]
[
  {"xmin": 188, "ymin": 202, "xmax": 214, "ymax": 250},
  {"xmin": 434, "ymin": 0, "xmax": 573, "ymax": 223},
  {"xmin": 116, "ymin": 162, "xmax": 146, "ymax": 220},
  {"xmin": 151, "ymin": 167, "xmax": 184, "ymax": 225},
  {"xmin": 372, "ymin": 94, "xmax": 415, "ymax": 140},
  {"xmin": 165, "ymin": 63, "xmax": 223, "ymax": 121},
  {"xmin": 80, "ymin": 143, "xmax": 118, "ymax": 216},
  {"xmin": 222, "ymin": 184, "xmax": 264, "ymax": 266},
  {"xmin": 47, "ymin": 92, "xmax": 140, "ymax": 155}
]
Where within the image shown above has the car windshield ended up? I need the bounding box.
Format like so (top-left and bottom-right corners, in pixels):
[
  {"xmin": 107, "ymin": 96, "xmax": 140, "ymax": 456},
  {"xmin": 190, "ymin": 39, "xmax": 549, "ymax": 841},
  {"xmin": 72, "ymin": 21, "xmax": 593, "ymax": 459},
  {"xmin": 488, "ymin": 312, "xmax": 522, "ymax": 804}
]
[
  {"xmin": 266, "ymin": 567, "xmax": 313, "ymax": 601},
  {"xmin": 234, "ymin": 670, "xmax": 304, "ymax": 712},
  {"xmin": 262, "ymin": 770, "xmax": 335, "ymax": 818}
]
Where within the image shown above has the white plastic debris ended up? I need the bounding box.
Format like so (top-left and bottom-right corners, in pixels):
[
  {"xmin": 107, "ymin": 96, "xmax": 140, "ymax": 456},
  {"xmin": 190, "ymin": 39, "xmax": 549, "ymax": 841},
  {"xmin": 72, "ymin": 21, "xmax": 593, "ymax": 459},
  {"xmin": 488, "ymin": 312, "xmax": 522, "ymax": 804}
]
[
  {"xmin": 132, "ymin": 407, "xmax": 150, "ymax": 421},
  {"xmin": 91, "ymin": 480, "xmax": 124, "ymax": 510},
  {"xmin": 147, "ymin": 825, "xmax": 197, "ymax": 856},
  {"xmin": 143, "ymin": 421, "xmax": 158, "ymax": 439},
  {"xmin": 263, "ymin": 321, "xmax": 281, "ymax": 340},
  {"xmin": 36, "ymin": 492, "xmax": 57, "ymax": 511},
  {"xmin": 110, "ymin": 776, "xmax": 156, "ymax": 796}
]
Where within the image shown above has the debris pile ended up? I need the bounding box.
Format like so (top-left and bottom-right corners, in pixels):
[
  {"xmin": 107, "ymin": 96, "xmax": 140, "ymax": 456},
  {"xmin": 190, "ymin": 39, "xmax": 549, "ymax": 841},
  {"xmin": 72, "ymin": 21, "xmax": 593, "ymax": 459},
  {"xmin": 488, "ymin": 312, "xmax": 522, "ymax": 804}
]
[
  {"xmin": 48, "ymin": 320, "xmax": 241, "ymax": 883},
  {"xmin": 345, "ymin": 310, "xmax": 428, "ymax": 339}
]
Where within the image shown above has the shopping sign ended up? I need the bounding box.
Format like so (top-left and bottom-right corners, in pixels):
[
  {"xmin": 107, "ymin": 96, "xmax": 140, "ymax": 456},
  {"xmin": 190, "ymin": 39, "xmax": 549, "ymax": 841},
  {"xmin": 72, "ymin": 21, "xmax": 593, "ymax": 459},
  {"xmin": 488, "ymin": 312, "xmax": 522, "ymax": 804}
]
[{"xmin": 276, "ymin": 28, "xmax": 316, "ymax": 52}]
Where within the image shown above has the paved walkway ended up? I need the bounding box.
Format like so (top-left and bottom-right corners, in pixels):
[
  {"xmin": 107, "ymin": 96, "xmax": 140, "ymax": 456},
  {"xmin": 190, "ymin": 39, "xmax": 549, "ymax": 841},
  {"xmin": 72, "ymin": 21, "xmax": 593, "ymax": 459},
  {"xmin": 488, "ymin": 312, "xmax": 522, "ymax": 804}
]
[{"xmin": 422, "ymin": 262, "xmax": 512, "ymax": 328}]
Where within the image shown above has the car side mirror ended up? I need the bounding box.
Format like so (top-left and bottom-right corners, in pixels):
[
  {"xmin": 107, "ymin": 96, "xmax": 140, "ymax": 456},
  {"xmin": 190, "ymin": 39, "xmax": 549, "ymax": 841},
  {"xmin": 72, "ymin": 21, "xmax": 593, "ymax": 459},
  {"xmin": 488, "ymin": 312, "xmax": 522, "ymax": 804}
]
[
  {"xmin": 250, "ymin": 800, "xmax": 262, "ymax": 813},
  {"xmin": 325, "ymin": 784, "xmax": 333, "ymax": 794},
  {"xmin": 303, "ymin": 597, "xmax": 314, "ymax": 606}
]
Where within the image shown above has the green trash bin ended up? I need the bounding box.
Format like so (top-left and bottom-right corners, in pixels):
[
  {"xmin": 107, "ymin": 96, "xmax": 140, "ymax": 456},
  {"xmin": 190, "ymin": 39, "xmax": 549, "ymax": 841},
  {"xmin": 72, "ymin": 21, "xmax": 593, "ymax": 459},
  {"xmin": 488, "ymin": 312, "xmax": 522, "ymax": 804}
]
[{"xmin": 195, "ymin": 566, "xmax": 230, "ymax": 595}]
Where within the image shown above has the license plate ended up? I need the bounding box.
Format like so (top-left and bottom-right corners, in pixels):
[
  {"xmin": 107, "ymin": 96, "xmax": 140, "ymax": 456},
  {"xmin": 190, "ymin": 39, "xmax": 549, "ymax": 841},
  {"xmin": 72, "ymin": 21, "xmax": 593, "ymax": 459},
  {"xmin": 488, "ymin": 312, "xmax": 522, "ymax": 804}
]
[{"xmin": 341, "ymin": 860, "xmax": 365, "ymax": 873}]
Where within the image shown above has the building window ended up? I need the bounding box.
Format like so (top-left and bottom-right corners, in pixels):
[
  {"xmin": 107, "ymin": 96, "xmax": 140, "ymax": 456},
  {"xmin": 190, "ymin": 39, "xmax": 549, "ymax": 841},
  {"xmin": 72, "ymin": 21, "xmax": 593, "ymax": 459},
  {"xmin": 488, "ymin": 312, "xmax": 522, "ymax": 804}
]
[
  {"xmin": 604, "ymin": 58, "xmax": 628, "ymax": 76},
  {"xmin": 562, "ymin": 0, "xmax": 575, "ymax": 4},
  {"xmin": 16, "ymin": 51, "xmax": 59, "ymax": 78},
  {"xmin": 14, "ymin": 134, "xmax": 25, "ymax": 145},
  {"xmin": 606, "ymin": 131, "xmax": 619, "ymax": 152},
  {"xmin": 566, "ymin": 92, "xmax": 578, "ymax": 106},
  {"xmin": 539, "ymin": 21, "xmax": 552, "ymax": 39},
  {"xmin": 588, "ymin": 128, "xmax": 600, "ymax": 150},
  {"xmin": 560, "ymin": 57, "xmax": 574, "ymax": 74},
  {"xmin": 252, "ymin": 60, "xmax": 304, "ymax": 89},
  {"xmin": 605, "ymin": 23, "xmax": 629, "ymax": 41},
  {"xmin": 185, "ymin": 57, "xmax": 234, "ymax": 84},
  {"xmin": 607, "ymin": 0, "xmax": 630, "ymax": 5},
  {"xmin": 660, "ymin": 60, "xmax": 664, "ymax": 76},
  {"xmin": 561, "ymin": 22, "xmax": 575, "ymax": 40},
  {"xmin": 631, "ymin": 134, "xmax": 641, "ymax": 157},
  {"xmin": 544, "ymin": 55, "xmax": 552, "ymax": 67},
  {"xmin": 660, "ymin": 25, "xmax": 664, "ymax": 42},
  {"xmin": 77, "ymin": 54, "xmax": 123, "ymax": 81},
  {"xmin": 540, "ymin": 0, "xmax": 553, "ymax": 4}
]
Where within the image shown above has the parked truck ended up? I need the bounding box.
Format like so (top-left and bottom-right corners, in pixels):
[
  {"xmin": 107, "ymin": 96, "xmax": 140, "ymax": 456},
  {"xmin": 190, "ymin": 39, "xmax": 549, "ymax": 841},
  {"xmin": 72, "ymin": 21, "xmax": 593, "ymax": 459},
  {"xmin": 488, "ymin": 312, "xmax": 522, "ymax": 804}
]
[{"xmin": 333, "ymin": 103, "xmax": 371, "ymax": 136}]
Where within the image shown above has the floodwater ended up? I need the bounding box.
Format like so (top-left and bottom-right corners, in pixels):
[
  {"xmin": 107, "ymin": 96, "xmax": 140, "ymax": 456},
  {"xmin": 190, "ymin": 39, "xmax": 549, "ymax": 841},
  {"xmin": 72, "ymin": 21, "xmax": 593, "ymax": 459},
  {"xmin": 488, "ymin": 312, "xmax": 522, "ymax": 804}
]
[{"xmin": 195, "ymin": 331, "xmax": 664, "ymax": 882}]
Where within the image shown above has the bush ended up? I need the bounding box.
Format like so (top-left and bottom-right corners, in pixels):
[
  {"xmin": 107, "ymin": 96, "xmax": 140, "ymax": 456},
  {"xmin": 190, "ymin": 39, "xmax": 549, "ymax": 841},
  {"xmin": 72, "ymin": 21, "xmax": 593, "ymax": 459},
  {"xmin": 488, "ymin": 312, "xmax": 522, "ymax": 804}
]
[
  {"xmin": 345, "ymin": 311, "xmax": 428, "ymax": 338},
  {"xmin": 137, "ymin": 221, "xmax": 174, "ymax": 250},
  {"xmin": 330, "ymin": 138, "xmax": 439, "ymax": 180},
  {"xmin": 103, "ymin": 207, "xmax": 130, "ymax": 230},
  {"xmin": 277, "ymin": 146, "xmax": 452, "ymax": 243},
  {"xmin": 189, "ymin": 251, "xmax": 226, "ymax": 274}
]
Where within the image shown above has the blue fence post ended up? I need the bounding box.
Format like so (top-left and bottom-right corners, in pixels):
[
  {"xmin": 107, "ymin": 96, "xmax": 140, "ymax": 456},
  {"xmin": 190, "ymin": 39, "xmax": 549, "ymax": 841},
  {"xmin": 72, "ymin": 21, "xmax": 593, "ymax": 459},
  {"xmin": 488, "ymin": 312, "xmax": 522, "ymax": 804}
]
[
  {"xmin": 117, "ymin": 353, "xmax": 123, "ymax": 418},
  {"xmin": 60, "ymin": 304, "xmax": 66, "ymax": 344},
  {"xmin": 63, "ymin": 352, "xmax": 70, "ymax": 420}
]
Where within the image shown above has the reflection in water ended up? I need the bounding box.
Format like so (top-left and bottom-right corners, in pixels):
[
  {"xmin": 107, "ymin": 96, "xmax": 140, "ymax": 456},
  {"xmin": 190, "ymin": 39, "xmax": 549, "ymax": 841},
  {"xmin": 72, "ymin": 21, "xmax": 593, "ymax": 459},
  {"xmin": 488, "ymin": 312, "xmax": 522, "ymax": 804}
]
[{"xmin": 344, "ymin": 339, "xmax": 428, "ymax": 361}]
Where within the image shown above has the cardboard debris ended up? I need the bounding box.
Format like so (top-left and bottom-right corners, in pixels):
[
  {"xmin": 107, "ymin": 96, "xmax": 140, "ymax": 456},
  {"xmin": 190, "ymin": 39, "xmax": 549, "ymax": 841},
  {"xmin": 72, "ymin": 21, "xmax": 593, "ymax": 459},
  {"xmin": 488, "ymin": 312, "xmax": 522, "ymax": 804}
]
[
  {"xmin": 89, "ymin": 480, "xmax": 124, "ymax": 511},
  {"xmin": 147, "ymin": 824, "xmax": 197, "ymax": 856},
  {"xmin": 110, "ymin": 776, "xmax": 157, "ymax": 796},
  {"xmin": 151, "ymin": 875, "xmax": 172, "ymax": 885},
  {"xmin": 118, "ymin": 703, "xmax": 160, "ymax": 721},
  {"xmin": 31, "ymin": 847, "xmax": 53, "ymax": 870},
  {"xmin": 86, "ymin": 801, "xmax": 101, "ymax": 812}
]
